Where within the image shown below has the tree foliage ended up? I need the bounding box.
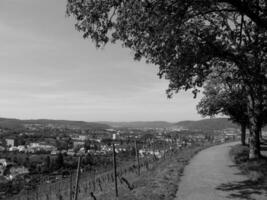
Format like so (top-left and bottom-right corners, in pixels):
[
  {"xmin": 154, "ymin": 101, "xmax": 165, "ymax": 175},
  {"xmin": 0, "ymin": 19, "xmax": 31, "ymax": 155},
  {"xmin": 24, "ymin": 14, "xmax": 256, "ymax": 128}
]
[
  {"xmin": 66, "ymin": 0, "xmax": 267, "ymax": 158},
  {"xmin": 54, "ymin": 153, "xmax": 64, "ymax": 170},
  {"xmin": 197, "ymin": 74, "xmax": 248, "ymax": 126},
  {"xmin": 67, "ymin": 0, "xmax": 266, "ymax": 94},
  {"xmin": 197, "ymin": 73, "xmax": 249, "ymax": 145}
]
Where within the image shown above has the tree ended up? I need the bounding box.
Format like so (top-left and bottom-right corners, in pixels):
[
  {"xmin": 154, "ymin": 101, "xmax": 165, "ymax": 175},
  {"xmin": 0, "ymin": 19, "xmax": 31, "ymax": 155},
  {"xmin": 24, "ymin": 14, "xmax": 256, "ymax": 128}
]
[
  {"xmin": 12, "ymin": 156, "xmax": 18, "ymax": 164},
  {"xmin": 84, "ymin": 139, "xmax": 93, "ymax": 151},
  {"xmin": 82, "ymin": 153, "xmax": 94, "ymax": 166},
  {"xmin": 198, "ymin": 73, "xmax": 267, "ymax": 145},
  {"xmin": 66, "ymin": 0, "xmax": 267, "ymax": 159},
  {"xmin": 44, "ymin": 156, "xmax": 51, "ymax": 172},
  {"xmin": 56, "ymin": 140, "xmax": 69, "ymax": 150},
  {"xmin": 54, "ymin": 153, "xmax": 64, "ymax": 170},
  {"xmin": 197, "ymin": 77, "xmax": 249, "ymax": 145},
  {"xmin": 23, "ymin": 156, "xmax": 30, "ymax": 168}
]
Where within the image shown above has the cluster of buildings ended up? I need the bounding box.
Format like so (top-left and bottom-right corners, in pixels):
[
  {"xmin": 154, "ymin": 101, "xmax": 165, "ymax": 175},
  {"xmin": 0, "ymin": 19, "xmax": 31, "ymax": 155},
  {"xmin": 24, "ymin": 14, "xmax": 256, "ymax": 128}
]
[
  {"xmin": 0, "ymin": 127, "xmax": 240, "ymax": 156},
  {"xmin": 0, "ymin": 124, "xmax": 242, "ymax": 200},
  {"xmin": 2, "ymin": 138, "xmax": 57, "ymax": 154}
]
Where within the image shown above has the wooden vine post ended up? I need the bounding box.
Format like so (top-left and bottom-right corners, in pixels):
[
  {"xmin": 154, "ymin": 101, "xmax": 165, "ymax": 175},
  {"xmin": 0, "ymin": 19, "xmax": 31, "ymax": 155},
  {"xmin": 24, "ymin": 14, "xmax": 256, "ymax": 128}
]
[
  {"xmin": 135, "ymin": 139, "xmax": 140, "ymax": 175},
  {"xmin": 74, "ymin": 156, "xmax": 81, "ymax": 200},
  {"xmin": 112, "ymin": 133, "xmax": 119, "ymax": 198},
  {"xmin": 69, "ymin": 171, "xmax": 73, "ymax": 200}
]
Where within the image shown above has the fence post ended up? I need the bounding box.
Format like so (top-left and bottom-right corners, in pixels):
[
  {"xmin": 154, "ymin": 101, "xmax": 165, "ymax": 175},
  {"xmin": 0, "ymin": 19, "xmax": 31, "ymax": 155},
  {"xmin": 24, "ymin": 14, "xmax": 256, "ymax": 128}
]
[
  {"xmin": 135, "ymin": 140, "xmax": 140, "ymax": 175},
  {"xmin": 69, "ymin": 171, "xmax": 73, "ymax": 200},
  {"xmin": 112, "ymin": 143, "xmax": 118, "ymax": 197},
  {"xmin": 74, "ymin": 156, "xmax": 81, "ymax": 200}
]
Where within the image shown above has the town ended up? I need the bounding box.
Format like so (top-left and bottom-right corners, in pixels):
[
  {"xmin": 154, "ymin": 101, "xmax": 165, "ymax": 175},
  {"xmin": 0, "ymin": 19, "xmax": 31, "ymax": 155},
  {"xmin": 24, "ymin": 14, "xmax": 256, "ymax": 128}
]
[{"xmin": 0, "ymin": 120, "xmax": 239, "ymax": 199}]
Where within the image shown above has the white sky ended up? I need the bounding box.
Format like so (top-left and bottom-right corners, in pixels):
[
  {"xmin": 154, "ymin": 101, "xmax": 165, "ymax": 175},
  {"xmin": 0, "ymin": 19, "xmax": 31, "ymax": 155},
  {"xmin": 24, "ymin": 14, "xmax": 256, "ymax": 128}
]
[{"xmin": 0, "ymin": 0, "xmax": 203, "ymax": 122}]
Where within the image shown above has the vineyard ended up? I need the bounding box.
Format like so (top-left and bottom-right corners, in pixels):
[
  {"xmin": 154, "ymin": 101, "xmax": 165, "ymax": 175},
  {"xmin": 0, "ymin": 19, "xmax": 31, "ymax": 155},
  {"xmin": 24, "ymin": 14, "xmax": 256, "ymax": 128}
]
[{"xmin": 6, "ymin": 138, "xmax": 225, "ymax": 200}]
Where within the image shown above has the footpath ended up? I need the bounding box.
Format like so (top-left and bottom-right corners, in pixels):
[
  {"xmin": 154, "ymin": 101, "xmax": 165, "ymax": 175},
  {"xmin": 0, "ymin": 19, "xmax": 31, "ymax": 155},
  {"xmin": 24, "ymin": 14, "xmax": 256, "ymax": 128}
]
[{"xmin": 175, "ymin": 142, "xmax": 267, "ymax": 200}]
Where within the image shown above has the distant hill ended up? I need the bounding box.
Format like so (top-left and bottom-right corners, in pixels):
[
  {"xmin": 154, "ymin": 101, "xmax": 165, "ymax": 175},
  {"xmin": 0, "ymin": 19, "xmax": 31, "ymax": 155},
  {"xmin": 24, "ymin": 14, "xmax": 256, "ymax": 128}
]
[
  {"xmin": 0, "ymin": 118, "xmax": 24, "ymax": 129},
  {"xmin": 174, "ymin": 118, "xmax": 239, "ymax": 131},
  {"xmin": 103, "ymin": 118, "xmax": 241, "ymax": 130},
  {"xmin": 100, "ymin": 121, "xmax": 174, "ymax": 129},
  {"xmin": 0, "ymin": 118, "xmax": 110, "ymax": 130},
  {"xmin": 1, "ymin": 117, "xmax": 265, "ymax": 131}
]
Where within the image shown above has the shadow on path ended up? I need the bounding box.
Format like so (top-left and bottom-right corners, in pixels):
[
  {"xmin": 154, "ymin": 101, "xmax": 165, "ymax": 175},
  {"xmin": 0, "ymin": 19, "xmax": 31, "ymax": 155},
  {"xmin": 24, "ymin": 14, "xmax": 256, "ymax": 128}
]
[{"xmin": 216, "ymin": 179, "xmax": 267, "ymax": 200}]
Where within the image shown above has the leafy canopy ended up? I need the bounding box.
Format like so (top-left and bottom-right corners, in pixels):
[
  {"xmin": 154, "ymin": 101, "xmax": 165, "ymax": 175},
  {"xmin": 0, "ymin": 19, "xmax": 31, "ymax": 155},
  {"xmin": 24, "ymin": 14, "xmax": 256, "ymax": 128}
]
[
  {"xmin": 197, "ymin": 67, "xmax": 267, "ymax": 126},
  {"xmin": 197, "ymin": 75, "xmax": 249, "ymax": 125},
  {"xmin": 66, "ymin": 0, "xmax": 267, "ymax": 98}
]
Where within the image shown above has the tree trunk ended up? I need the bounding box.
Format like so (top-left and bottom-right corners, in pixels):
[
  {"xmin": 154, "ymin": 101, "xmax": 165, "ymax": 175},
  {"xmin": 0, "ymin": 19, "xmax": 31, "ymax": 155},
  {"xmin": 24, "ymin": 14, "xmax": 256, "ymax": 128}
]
[
  {"xmin": 247, "ymin": 94, "xmax": 262, "ymax": 159},
  {"xmin": 240, "ymin": 123, "xmax": 246, "ymax": 146},
  {"xmin": 248, "ymin": 125, "xmax": 261, "ymax": 159}
]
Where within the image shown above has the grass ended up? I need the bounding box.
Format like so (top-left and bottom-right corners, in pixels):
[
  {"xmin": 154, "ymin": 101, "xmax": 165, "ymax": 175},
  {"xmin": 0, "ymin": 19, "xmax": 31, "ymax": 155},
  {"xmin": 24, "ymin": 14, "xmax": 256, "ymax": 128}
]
[
  {"xmin": 230, "ymin": 144, "xmax": 267, "ymax": 184},
  {"xmin": 96, "ymin": 145, "xmax": 209, "ymax": 200}
]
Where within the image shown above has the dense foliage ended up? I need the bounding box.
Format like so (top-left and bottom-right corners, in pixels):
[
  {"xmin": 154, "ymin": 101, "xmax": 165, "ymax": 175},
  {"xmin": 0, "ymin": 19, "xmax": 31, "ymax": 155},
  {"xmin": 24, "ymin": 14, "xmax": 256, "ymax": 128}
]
[
  {"xmin": 66, "ymin": 0, "xmax": 267, "ymax": 159},
  {"xmin": 197, "ymin": 72, "xmax": 249, "ymax": 145}
]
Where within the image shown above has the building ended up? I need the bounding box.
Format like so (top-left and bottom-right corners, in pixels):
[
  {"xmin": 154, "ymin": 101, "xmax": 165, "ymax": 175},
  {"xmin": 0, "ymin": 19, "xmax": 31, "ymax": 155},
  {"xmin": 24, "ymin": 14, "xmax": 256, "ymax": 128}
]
[
  {"xmin": 73, "ymin": 140, "xmax": 85, "ymax": 149},
  {"xmin": 27, "ymin": 143, "xmax": 57, "ymax": 153},
  {"xmin": 17, "ymin": 145, "xmax": 26, "ymax": 152},
  {"xmin": 0, "ymin": 146, "xmax": 5, "ymax": 151},
  {"xmin": 262, "ymin": 131, "xmax": 267, "ymax": 137},
  {"xmin": 5, "ymin": 138, "xmax": 17, "ymax": 147},
  {"xmin": 71, "ymin": 135, "xmax": 88, "ymax": 141}
]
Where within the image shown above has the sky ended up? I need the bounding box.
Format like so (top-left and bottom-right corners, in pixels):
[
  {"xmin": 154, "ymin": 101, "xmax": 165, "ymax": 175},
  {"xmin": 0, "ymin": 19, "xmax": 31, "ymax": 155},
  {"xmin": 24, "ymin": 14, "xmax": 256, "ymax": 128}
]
[{"xmin": 0, "ymin": 0, "xmax": 203, "ymax": 122}]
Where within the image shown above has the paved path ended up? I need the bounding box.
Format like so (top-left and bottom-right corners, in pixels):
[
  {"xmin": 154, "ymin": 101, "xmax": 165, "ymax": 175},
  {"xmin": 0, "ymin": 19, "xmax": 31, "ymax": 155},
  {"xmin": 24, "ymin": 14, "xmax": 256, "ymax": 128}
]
[{"xmin": 175, "ymin": 142, "xmax": 267, "ymax": 200}]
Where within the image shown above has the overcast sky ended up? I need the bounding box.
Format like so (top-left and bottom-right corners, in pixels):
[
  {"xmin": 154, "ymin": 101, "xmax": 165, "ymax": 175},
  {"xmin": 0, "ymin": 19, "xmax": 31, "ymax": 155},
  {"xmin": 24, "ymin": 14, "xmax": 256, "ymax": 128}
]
[{"xmin": 0, "ymin": 0, "xmax": 203, "ymax": 122}]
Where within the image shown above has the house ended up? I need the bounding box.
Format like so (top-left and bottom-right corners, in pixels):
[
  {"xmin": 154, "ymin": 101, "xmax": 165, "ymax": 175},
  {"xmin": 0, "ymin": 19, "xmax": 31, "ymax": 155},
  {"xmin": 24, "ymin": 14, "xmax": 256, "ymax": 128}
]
[
  {"xmin": 27, "ymin": 143, "xmax": 57, "ymax": 153},
  {"xmin": 8, "ymin": 146, "xmax": 19, "ymax": 152},
  {"xmin": 5, "ymin": 138, "xmax": 18, "ymax": 147},
  {"xmin": 51, "ymin": 150, "xmax": 60, "ymax": 155},
  {"xmin": 71, "ymin": 135, "xmax": 88, "ymax": 141},
  {"xmin": 73, "ymin": 140, "xmax": 85, "ymax": 149},
  {"xmin": 67, "ymin": 149, "xmax": 75, "ymax": 156},
  {"xmin": 262, "ymin": 131, "xmax": 267, "ymax": 137},
  {"xmin": 17, "ymin": 145, "xmax": 26, "ymax": 152},
  {"xmin": 78, "ymin": 135, "xmax": 88, "ymax": 141},
  {"xmin": 0, "ymin": 146, "xmax": 5, "ymax": 151}
]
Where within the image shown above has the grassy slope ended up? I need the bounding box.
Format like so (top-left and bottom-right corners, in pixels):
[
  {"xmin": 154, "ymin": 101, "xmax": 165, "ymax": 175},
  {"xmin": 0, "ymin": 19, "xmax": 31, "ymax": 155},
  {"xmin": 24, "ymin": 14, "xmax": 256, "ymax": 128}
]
[
  {"xmin": 97, "ymin": 145, "xmax": 207, "ymax": 200},
  {"xmin": 230, "ymin": 144, "xmax": 267, "ymax": 184}
]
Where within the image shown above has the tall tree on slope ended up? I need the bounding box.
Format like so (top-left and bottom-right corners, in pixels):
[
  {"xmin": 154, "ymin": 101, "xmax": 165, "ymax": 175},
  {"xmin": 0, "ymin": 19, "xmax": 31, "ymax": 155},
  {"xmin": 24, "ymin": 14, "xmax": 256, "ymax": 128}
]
[
  {"xmin": 66, "ymin": 0, "xmax": 267, "ymax": 159},
  {"xmin": 197, "ymin": 73, "xmax": 249, "ymax": 145}
]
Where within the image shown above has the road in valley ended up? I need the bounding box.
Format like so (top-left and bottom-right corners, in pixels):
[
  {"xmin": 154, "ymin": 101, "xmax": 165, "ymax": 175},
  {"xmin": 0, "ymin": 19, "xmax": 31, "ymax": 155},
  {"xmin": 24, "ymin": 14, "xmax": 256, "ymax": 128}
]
[{"xmin": 175, "ymin": 142, "xmax": 267, "ymax": 200}]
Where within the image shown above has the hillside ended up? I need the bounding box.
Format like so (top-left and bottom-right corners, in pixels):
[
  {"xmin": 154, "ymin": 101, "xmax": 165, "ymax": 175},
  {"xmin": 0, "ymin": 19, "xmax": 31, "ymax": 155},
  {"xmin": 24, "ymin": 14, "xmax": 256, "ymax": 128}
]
[
  {"xmin": 103, "ymin": 118, "xmax": 243, "ymax": 131},
  {"xmin": 1, "ymin": 117, "xmax": 265, "ymax": 131},
  {"xmin": 100, "ymin": 121, "xmax": 174, "ymax": 129},
  {"xmin": 0, "ymin": 118, "xmax": 24, "ymax": 129},
  {"xmin": 174, "ymin": 118, "xmax": 238, "ymax": 131},
  {"xmin": 0, "ymin": 118, "xmax": 110, "ymax": 130}
]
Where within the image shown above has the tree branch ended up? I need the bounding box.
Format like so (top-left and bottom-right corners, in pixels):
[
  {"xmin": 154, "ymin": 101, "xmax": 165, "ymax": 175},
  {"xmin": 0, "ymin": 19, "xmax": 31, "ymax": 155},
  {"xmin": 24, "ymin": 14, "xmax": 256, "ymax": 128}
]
[
  {"xmin": 219, "ymin": 0, "xmax": 267, "ymax": 29},
  {"xmin": 189, "ymin": 8, "xmax": 237, "ymax": 19}
]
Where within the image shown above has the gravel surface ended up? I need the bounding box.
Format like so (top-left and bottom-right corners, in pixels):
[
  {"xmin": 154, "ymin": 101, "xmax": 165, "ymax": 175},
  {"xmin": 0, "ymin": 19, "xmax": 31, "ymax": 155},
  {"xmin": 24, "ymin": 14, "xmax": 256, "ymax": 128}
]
[{"xmin": 175, "ymin": 142, "xmax": 267, "ymax": 200}]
